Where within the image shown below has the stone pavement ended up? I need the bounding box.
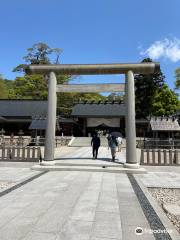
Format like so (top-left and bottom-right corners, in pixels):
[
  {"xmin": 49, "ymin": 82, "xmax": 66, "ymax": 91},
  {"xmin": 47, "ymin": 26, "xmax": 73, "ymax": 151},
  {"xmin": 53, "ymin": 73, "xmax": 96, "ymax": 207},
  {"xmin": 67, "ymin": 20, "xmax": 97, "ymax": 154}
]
[
  {"xmin": 54, "ymin": 146, "xmax": 126, "ymax": 164},
  {"xmin": 0, "ymin": 170, "xmax": 155, "ymax": 240},
  {"xmin": 0, "ymin": 146, "xmax": 179, "ymax": 240},
  {"xmin": 0, "ymin": 166, "xmax": 37, "ymax": 183},
  {"xmin": 137, "ymin": 171, "xmax": 180, "ymax": 188},
  {"xmin": 36, "ymin": 147, "xmax": 146, "ymax": 173}
]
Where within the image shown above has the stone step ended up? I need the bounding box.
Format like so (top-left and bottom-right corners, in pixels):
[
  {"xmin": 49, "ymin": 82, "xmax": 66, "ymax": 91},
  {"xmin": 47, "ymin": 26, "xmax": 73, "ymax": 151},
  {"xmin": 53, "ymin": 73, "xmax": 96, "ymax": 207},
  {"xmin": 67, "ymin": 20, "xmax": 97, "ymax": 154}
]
[
  {"xmin": 31, "ymin": 164, "xmax": 147, "ymax": 174},
  {"xmin": 55, "ymin": 162, "xmax": 123, "ymax": 168}
]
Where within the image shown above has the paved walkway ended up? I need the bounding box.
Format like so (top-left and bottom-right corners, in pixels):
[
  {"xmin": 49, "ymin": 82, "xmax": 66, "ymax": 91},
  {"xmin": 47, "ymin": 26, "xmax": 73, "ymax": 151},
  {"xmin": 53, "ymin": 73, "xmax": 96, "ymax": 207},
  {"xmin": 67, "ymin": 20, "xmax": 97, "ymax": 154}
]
[
  {"xmin": 0, "ymin": 167, "xmax": 37, "ymax": 183},
  {"xmin": 0, "ymin": 170, "xmax": 156, "ymax": 240},
  {"xmin": 0, "ymin": 146, "xmax": 179, "ymax": 240},
  {"xmin": 54, "ymin": 146, "xmax": 126, "ymax": 164}
]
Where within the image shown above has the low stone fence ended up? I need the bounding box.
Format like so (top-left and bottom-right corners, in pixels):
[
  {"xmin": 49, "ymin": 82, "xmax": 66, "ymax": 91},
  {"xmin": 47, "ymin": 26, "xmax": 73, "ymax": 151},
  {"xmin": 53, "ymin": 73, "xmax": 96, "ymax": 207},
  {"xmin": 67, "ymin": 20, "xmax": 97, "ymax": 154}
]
[
  {"xmin": 0, "ymin": 136, "xmax": 31, "ymax": 147},
  {"xmin": 137, "ymin": 139, "xmax": 180, "ymax": 149},
  {"xmin": 140, "ymin": 149, "xmax": 180, "ymax": 165},
  {"xmin": 33, "ymin": 137, "xmax": 72, "ymax": 147},
  {"xmin": 0, "ymin": 147, "xmax": 41, "ymax": 162},
  {"xmin": 0, "ymin": 136, "xmax": 72, "ymax": 147}
]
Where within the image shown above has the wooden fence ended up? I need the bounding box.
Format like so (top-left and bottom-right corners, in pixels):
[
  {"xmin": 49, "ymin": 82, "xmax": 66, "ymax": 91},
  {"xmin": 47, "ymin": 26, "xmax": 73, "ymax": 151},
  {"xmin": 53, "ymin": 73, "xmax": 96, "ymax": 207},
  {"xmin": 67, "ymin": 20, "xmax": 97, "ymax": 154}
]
[
  {"xmin": 0, "ymin": 147, "xmax": 41, "ymax": 162},
  {"xmin": 140, "ymin": 149, "xmax": 180, "ymax": 165}
]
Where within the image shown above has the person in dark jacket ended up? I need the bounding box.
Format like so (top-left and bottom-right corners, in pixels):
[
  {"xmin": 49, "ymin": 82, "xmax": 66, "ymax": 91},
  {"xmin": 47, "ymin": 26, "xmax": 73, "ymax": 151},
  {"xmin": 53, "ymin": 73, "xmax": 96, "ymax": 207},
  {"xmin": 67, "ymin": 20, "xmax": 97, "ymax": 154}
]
[{"xmin": 91, "ymin": 134, "xmax": 101, "ymax": 159}]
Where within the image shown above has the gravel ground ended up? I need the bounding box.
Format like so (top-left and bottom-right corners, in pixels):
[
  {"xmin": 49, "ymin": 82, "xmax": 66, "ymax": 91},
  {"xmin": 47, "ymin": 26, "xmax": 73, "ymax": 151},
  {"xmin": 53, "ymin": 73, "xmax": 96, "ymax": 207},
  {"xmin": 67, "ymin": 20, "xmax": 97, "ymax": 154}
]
[
  {"xmin": 149, "ymin": 188, "xmax": 180, "ymax": 233},
  {"xmin": 0, "ymin": 181, "xmax": 15, "ymax": 190}
]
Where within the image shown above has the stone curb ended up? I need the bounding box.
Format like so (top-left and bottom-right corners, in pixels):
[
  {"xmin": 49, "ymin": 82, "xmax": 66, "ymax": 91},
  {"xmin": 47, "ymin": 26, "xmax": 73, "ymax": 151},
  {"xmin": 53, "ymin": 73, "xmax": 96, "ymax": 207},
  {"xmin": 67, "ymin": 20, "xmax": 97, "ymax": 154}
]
[
  {"xmin": 31, "ymin": 164, "xmax": 147, "ymax": 174},
  {"xmin": 55, "ymin": 162, "xmax": 123, "ymax": 167}
]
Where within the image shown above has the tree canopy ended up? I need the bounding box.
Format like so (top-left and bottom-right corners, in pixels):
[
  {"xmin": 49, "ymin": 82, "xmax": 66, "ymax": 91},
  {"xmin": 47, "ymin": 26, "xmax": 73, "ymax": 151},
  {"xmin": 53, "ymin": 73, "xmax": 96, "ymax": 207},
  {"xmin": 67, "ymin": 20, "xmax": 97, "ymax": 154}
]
[
  {"xmin": 152, "ymin": 84, "xmax": 180, "ymax": 116},
  {"xmin": 13, "ymin": 42, "xmax": 62, "ymax": 72},
  {"xmin": 11, "ymin": 42, "xmax": 69, "ymax": 100},
  {"xmin": 135, "ymin": 58, "xmax": 165, "ymax": 117},
  {"xmin": 107, "ymin": 93, "xmax": 123, "ymax": 102},
  {"xmin": 175, "ymin": 67, "xmax": 180, "ymax": 89},
  {"xmin": 0, "ymin": 75, "xmax": 8, "ymax": 98}
]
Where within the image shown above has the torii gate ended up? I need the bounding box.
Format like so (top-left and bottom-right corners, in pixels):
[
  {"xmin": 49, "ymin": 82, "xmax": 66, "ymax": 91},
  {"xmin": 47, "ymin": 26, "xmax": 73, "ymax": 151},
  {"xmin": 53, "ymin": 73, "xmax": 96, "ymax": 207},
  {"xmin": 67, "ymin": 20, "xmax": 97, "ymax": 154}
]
[{"xmin": 26, "ymin": 63, "xmax": 160, "ymax": 169}]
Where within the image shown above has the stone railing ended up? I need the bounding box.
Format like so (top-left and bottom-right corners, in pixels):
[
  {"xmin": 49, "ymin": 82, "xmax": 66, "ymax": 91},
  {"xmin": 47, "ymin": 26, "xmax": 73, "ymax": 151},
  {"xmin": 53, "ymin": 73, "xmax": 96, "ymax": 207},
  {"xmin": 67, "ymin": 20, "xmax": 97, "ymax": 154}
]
[
  {"xmin": 140, "ymin": 149, "xmax": 180, "ymax": 165},
  {"xmin": 0, "ymin": 136, "xmax": 72, "ymax": 147},
  {"xmin": 136, "ymin": 139, "xmax": 180, "ymax": 149},
  {"xmin": 30, "ymin": 137, "xmax": 72, "ymax": 146},
  {"xmin": 0, "ymin": 136, "xmax": 31, "ymax": 147},
  {"xmin": 0, "ymin": 146, "xmax": 41, "ymax": 162}
]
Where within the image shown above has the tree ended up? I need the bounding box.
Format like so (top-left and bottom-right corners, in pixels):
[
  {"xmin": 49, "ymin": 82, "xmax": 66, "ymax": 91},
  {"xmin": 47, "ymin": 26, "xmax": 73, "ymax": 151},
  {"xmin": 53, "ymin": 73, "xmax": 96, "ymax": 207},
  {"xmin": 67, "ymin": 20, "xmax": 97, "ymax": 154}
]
[
  {"xmin": 152, "ymin": 84, "xmax": 180, "ymax": 116},
  {"xmin": 57, "ymin": 92, "xmax": 106, "ymax": 116},
  {"xmin": 11, "ymin": 74, "xmax": 70, "ymax": 100},
  {"xmin": 3, "ymin": 79, "xmax": 15, "ymax": 99},
  {"xmin": 12, "ymin": 75, "xmax": 48, "ymax": 99},
  {"xmin": 135, "ymin": 58, "xmax": 165, "ymax": 117},
  {"xmin": 13, "ymin": 42, "xmax": 62, "ymax": 72},
  {"xmin": 12, "ymin": 42, "xmax": 68, "ymax": 100},
  {"xmin": 0, "ymin": 75, "xmax": 8, "ymax": 98},
  {"xmin": 107, "ymin": 93, "xmax": 123, "ymax": 102},
  {"xmin": 175, "ymin": 68, "xmax": 180, "ymax": 89}
]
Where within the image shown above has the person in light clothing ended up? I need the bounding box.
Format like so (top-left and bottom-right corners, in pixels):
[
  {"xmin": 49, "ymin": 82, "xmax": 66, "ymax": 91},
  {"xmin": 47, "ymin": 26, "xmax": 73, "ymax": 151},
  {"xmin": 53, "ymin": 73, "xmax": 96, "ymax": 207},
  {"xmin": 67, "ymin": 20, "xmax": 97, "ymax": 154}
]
[
  {"xmin": 117, "ymin": 137, "xmax": 122, "ymax": 152},
  {"xmin": 108, "ymin": 135, "xmax": 118, "ymax": 161}
]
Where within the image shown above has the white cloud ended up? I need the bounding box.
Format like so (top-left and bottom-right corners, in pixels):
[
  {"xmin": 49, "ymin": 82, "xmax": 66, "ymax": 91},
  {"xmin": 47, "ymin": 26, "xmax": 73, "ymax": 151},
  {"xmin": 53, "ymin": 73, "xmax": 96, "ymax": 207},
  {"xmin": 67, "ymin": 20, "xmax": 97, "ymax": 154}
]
[{"xmin": 140, "ymin": 37, "xmax": 180, "ymax": 62}]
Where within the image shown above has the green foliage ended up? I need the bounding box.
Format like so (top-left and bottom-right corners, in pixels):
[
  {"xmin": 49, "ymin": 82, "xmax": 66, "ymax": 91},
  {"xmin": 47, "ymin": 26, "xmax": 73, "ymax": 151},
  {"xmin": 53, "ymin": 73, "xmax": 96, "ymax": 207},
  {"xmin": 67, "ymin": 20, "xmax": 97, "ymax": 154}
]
[
  {"xmin": 0, "ymin": 76, "xmax": 8, "ymax": 98},
  {"xmin": 135, "ymin": 58, "xmax": 165, "ymax": 117},
  {"xmin": 57, "ymin": 92, "xmax": 106, "ymax": 116},
  {"xmin": 4, "ymin": 79, "xmax": 14, "ymax": 89},
  {"xmin": 13, "ymin": 42, "xmax": 62, "ymax": 72},
  {"xmin": 56, "ymin": 74, "xmax": 70, "ymax": 84},
  {"xmin": 11, "ymin": 75, "xmax": 48, "ymax": 99},
  {"xmin": 107, "ymin": 93, "xmax": 123, "ymax": 102},
  {"xmin": 24, "ymin": 43, "xmax": 52, "ymax": 64},
  {"xmin": 152, "ymin": 85, "xmax": 179, "ymax": 116},
  {"xmin": 4, "ymin": 79, "xmax": 15, "ymax": 99},
  {"xmin": 11, "ymin": 42, "xmax": 69, "ymax": 101},
  {"xmin": 74, "ymin": 93, "xmax": 106, "ymax": 102},
  {"xmin": 9, "ymin": 73, "xmax": 71, "ymax": 100},
  {"xmin": 175, "ymin": 68, "xmax": 180, "ymax": 89},
  {"xmin": 0, "ymin": 76, "xmax": 14, "ymax": 98}
]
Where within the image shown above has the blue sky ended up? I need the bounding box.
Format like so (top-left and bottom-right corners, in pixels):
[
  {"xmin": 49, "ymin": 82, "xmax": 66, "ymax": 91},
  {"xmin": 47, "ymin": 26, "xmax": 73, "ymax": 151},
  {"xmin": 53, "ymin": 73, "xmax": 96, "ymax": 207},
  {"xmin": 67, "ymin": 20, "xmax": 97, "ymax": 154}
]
[{"xmin": 0, "ymin": 0, "xmax": 180, "ymax": 90}]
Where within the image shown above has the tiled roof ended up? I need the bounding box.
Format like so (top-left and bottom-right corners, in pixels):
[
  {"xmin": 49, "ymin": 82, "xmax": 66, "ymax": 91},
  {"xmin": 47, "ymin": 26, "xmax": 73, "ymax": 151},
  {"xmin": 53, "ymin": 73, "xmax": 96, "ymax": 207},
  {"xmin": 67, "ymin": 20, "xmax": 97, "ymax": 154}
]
[
  {"xmin": 0, "ymin": 100, "xmax": 47, "ymax": 117},
  {"xmin": 71, "ymin": 102, "xmax": 125, "ymax": 117},
  {"xmin": 29, "ymin": 117, "xmax": 74, "ymax": 130},
  {"xmin": 150, "ymin": 117, "xmax": 180, "ymax": 131},
  {"xmin": 29, "ymin": 119, "xmax": 46, "ymax": 130}
]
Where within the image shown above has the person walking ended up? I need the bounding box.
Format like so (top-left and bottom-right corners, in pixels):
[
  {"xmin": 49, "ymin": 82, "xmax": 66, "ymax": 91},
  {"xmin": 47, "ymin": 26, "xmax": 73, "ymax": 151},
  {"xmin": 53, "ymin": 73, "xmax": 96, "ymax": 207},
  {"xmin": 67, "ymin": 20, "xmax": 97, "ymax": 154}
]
[
  {"xmin": 108, "ymin": 135, "xmax": 118, "ymax": 161},
  {"xmin": 91, "ymin": 133, "xmax": 101, "ymax": 159},
  {"xmin": 117, "ymin": 136, "xmax": 122, "ymax": 152}
]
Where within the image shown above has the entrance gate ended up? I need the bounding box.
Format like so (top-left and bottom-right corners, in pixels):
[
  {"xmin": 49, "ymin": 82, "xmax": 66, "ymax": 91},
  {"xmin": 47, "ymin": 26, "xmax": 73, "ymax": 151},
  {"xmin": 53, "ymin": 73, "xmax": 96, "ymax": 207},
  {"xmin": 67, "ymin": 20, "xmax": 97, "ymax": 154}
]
[{"xmin": 26, "ymin": 63, "xmax": 159, "ymax": 168}]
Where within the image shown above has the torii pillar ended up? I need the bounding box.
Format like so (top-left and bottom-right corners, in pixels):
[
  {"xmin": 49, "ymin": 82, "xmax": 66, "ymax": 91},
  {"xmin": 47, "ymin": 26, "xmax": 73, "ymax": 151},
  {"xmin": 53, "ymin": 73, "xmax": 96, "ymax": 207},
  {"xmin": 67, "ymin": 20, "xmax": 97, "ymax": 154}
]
[{"xmin": 124, "ymin": 70, "xmax": 138, "ymax": 168}]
